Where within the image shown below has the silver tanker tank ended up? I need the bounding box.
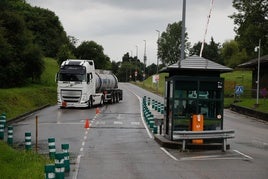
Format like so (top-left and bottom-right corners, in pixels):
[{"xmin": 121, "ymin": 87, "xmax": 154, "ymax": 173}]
[{"xmin": 94, "ymin": 70, "xmax": 118, "ymax": 92}]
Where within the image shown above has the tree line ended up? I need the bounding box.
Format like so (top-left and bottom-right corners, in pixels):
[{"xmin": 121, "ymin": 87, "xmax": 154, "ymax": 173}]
[
  {"xmin": 0, "ymin": 0, "xmax": 267, "ymax": 87},
  {"xmin": 0, "ymin": 0, "xmax": 71, "ymax": 87},
  {"xmin": 158, "ymin": 0, "xmax": 267, "ymax": 67}
]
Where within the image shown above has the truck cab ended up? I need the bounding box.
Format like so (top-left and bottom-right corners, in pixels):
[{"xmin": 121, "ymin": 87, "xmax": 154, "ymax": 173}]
[{"xmin": 56, "ymin": 59, "xmax": 98, "ymax": 108}]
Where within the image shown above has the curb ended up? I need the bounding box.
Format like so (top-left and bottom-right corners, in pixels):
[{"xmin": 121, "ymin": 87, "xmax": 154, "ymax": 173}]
[
  {"xmin": 154, "ymin": 134, "xmax": 230, "ymax": 151},
  {"xmin": 230, "ymin": 104, "xmax": 268, "ymax": 122},
  {"xmin": 6, "ymin": 105, "xmax": 50, "ymax": 125}
]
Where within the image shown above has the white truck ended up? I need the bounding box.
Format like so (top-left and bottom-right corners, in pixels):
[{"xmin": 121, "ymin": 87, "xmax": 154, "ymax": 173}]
[{"xmin": 56, "ymin": 59, "xmax": 123, "ymax": 108}]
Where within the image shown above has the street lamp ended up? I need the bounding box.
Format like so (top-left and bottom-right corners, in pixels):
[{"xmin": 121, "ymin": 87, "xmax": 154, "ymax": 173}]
[
  {"xmin": 256, "ymin": 39, "xmax": 261, "ymax": 105},
  {"xmin": 135, "ymin": 45, "xmax": 138, "ymax": 81},
  {"xmin": 156, "ymin": 30, "xmax": 160, "ymax": 74},
  {"xmin": 143, "ymin": 40, "xmax": 147, "ymax": 81}
]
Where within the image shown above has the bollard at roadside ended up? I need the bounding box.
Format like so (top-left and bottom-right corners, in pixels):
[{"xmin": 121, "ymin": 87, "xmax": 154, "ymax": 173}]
[
  {"xmin": 0, "ymin": 122, "xmax": 4, "ymax": 140},
  {"xmin": 0, "ymin": 113, "xmax": 6, "ymax": 127},
  {"xmin": 48, "ymin": 138, "xmax": 56, "ymax": 159},
  {"xmin": 45, "ymin": 164, "xmax": 55, "ymax": 179},
  {"xmin": 7, "ymin": 126, "xmax": 13, "ymax": 146},
  {"xmin": 25, "ymin": 132, "xmax": 32, "ymax": 150},
  {"xmin": 55, "ymin": 152, "xmax": 65, "ymax": 179},
  {"xmin": 61, "ymin": 144, "xmax": 70, "ymax": 172}
]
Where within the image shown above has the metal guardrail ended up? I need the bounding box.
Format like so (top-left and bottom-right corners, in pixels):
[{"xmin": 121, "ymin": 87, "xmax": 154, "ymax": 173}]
[{"xmin": 173, "ymin": 130, "xmax": 235, "ymax": 151}]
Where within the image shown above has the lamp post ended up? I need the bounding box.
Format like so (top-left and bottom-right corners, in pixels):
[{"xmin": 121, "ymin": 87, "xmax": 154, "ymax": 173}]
[
  {"xmin": 156, "ymin": 30, "xmax": 160, "ymax": 74},
  {"xmin": 135, "ymin": 45, "xmax": 138, "ymax": 81},
  {"xmin": 143, "ymin": 40, "xmax": 147, "ymax": 81},
  {"xmin": 256, "ymin": 39, "xmax": 261, "ymax": 105}
]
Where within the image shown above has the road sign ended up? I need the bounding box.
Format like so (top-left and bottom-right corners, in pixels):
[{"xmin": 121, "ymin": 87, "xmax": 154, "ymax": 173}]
[
  {"xmin": 235, "ymin": 85, "xmax": 244, "ymax": 95},
  {"xmin": 152, "ymin": 75, "xmax": 159, "ymax": 83}
]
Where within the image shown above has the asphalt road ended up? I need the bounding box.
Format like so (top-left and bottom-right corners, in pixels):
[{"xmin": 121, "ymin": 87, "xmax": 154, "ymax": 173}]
[{"xmin": 11, "ymin": 83, "xmax": 268, "ymax": 179}]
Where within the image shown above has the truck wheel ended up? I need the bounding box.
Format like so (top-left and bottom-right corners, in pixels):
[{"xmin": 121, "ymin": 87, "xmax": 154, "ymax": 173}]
[
  {"xmin": 88, "ymin": 97, "xmax": 93, "ymax": 108},
  {"xmin": 99, "ymin": 96, "xmax": 104, "ymax": 106}
]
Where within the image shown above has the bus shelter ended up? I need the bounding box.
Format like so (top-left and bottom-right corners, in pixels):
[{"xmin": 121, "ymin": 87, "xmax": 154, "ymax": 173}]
[{"xmin": 160, "ymin": 56, "xmax": 232, "ymax": 141}]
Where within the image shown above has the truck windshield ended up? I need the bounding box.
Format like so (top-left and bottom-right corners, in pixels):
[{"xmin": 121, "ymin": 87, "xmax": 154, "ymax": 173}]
[
  {"xmin": 58, "ymin": 65, "xmax": 86, "ymax": 82},
  {"xmin": 59, "ymin": 73, "xmax": 86, "ymax": 82}
]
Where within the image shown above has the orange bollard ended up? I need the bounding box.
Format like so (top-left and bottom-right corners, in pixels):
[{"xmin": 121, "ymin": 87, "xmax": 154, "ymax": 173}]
[
  {"xmin": 84, "ymin": 119, "xmax": 90, "ymax": 128},
  {"xmin": 192, "ymin": 114, "xmax": 204, "ymax": 144}
]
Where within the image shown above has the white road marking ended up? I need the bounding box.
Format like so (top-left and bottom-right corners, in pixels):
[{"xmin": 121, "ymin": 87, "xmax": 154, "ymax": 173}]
[
  {"xmin": 95, "ymin": 121, "xmax": 106, "ymax": 125},
  {"xmin": 114, "ymin": 121, "xmax": 123, "ymax": 125},
  {"xmin": 233, "ymin": 150, "xmax": 253, "ymax": 160},
  {"xmin": 131, "ymin": 122, "xmax": 140, "ymax": 125},
  {"xmin": 73, "ymin": 154, "xmax": 81, "ymax": 179},
  {"xmin": 160, "ymin": 147, "xmax": 178, "ymax": 161}
]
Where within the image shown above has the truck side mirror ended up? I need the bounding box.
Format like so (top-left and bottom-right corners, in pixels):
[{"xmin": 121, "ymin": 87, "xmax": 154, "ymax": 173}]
[{"xmin": 87, "ymin": 73, "xmax": 92, "ymax": 83}]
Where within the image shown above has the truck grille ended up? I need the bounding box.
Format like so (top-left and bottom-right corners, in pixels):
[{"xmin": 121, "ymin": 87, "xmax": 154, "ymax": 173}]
[{"xmin": 61, "ymin": 90, "xmax": 82, "ymax": 103}]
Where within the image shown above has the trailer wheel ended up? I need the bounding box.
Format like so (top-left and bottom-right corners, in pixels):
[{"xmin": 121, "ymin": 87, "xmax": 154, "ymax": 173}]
[{"xmin": 116, "ymin": 93, "xmax": 119, "ymax": 103}]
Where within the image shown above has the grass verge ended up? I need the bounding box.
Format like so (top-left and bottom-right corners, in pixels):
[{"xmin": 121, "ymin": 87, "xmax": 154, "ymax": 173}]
[
  {"xmin": 0, "ymin": 58, "xmax": 57, "ymax": 178},
  {"xmin": 0, "ymin": 58, "xmax": 58, "ymax": 120},
  {"xmin": 0, "ymin": 141, "xmax": 50, "ymax": 178}
]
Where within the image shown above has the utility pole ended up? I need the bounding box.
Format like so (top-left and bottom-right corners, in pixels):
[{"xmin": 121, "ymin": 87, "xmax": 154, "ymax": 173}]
[
  {"xmin": 156, "ymin": 30, "xmax": 160, "ymax": 74},
  {"xmin": 179, "ymin": 0, "xmax": 186, "ymax": 68}
]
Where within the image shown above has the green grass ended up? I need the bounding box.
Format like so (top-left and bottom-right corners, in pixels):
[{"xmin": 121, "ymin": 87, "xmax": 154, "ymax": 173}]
[
  {"xmin": 136, "ymin": 73, "xmax": 168, "ymax": 96},
  {"xmin": 221, "ymin": 70, "xmax": 252, "ymax": 97},
  {"xmin": 0, "ymin": 58, "xmax": 57, "ymax": 178},
  {"xmin": 0, "ymin": 141, "xmax": 51, "ymax": 178},
  {"xmin": 0, "ymin": 57, "xmax": 58, "ymax": 120}
]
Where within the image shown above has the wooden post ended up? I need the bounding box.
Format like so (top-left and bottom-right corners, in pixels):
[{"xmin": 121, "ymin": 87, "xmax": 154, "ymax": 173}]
[{"xmin": 36, "ymin": 116, "xmax": 38, "ymax": 153}]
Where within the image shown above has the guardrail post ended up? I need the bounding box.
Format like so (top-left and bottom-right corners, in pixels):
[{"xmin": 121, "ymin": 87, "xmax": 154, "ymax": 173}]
[
  {"xmin": 48, "ymin": 138, "xmax": 56, "ymax": 159},
  {"xmin": 55, "ymin": 152, "xmax": 65, "ymax": 179},
  {"xmin": 25, "ymin": 132, "xmax": 32, "ymax": 151},
  {"xmin": 61, "ymin": 144, "xmax": 70, "ymax": 173},
  {"xmin": 45, "ymin": 164, "xmax": 55, "ymax": 179},
  {"xmin": 7, "ymin": 126, "xmax": 13, "ymax": 146}
]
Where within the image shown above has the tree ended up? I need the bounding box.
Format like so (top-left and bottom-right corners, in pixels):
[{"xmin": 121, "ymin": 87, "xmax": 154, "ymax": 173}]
[
  {"xmin": 220, "ymin": 40, "xmax": 248, "ymax": 68},
  {"xmin": 23, "ymin": 7, "xmax": 69, "ymax": 57},
  {"xmin": 157, "ymin": 21, "xmax": 190, "ymax": 65},
  {"xmin": 22, "ymin": 44, "xmax": 44, "ymax": 82},
  {"xmin": 230, "ymin": 0, "xmax": 268, "ymax": 58},
  {"xmin": 75, "ymin": 41, "xmax": 111, "ymax": 69},
  {"xmin": 0, "ymin": 1, "xmax": 44, "ymax": 87},
  {"xmin": 56, "ymin": 44, "xmax": 76, "ymax": 65},
  {"xmin": 190, "ymin": 37, "xmax": 222, "ymax": 64}
]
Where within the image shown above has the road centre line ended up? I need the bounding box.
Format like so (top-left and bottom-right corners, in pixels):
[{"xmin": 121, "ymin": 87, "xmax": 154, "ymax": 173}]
[
  {"xmin": 73, "ymin": 124, "xmax": 91, "ymax": 179},
  {"xmin": 73, "ymin": 154, "xmax": 81, "ymax": 179}
]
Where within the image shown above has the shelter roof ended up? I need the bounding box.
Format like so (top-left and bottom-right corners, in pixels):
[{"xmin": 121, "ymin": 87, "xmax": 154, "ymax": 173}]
[
  {"xmin": 160, "ymin": 55, "xmax": 232, "ymax": 74},
  {"xmin": 238, "ymin": 55, "xmax": 268, "ymax": 68}
]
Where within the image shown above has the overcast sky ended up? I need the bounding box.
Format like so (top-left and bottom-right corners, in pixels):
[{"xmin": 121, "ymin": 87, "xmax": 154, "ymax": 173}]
[{"xmin": 26, "ymin": 0, "xmax": 236, "ymax": 65}]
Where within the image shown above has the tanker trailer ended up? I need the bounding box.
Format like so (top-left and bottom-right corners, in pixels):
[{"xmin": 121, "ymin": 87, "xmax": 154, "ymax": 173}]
[{"xmin": 56, "ymin": 59, "xmax": 123, "ymax": 108}]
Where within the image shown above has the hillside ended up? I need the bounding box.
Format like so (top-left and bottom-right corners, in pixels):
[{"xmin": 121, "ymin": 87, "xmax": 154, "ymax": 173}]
[{"xmin": 0, "ymin": 58, "xmax": 58, "ymax": 120}]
